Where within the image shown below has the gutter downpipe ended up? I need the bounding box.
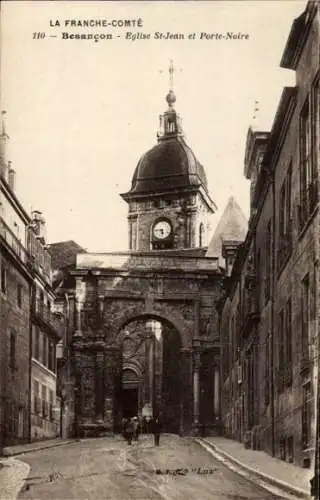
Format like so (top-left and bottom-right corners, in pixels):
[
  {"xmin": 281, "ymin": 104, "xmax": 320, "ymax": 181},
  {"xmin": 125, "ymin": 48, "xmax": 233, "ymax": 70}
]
[
  {"xmin": 271, "ymin": 166, "xmax": 276, "ymax": 457},
  {"xmin": 312, "ymin": 210, "xmax": 319, "ymax": 498},
  {"xmin": 28, "ymin": 282, "xmax": 34, "ymax": 444}
]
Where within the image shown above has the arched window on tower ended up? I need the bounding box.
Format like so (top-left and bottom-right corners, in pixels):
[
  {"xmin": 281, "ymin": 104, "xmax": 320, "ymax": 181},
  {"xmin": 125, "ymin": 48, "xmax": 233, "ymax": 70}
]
[{"xmin": 199, "ymin": 223, "xmax": 205, "ymax": 247}]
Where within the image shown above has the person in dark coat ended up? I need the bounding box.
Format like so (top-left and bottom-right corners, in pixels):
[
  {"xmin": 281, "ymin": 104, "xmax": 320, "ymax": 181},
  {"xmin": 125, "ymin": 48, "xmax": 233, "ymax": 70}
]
[
  {"xmin": 124, "ymin": 418, "xmax": 134, "ymax": 445},
  {"xmin": 132, "ymin": 417, "xmax": 140, "ymax": 441},
  {"xmin": 152, "ymin": 417, "xmax": 161, "ymax": 446}
]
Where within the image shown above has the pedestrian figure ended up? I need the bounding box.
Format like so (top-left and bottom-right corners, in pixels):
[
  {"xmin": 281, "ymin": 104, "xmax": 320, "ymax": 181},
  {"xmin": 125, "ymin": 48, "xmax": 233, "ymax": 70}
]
[
  {"xmin": 152, "ymin": 417, "xmax": 161, "ymax": 446},
  {"xmin": 132, "ymin": 417, "xmax": 140, "ymax": 441},
  {"xmin": 124, "ymin": 418, "xmax": 134, "ymax": 445}
]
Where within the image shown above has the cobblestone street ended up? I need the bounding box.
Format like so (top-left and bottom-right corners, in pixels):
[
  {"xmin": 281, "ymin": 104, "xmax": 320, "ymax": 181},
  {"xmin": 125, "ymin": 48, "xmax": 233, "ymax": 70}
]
[{"xmin": 18, "ymin": 435, "xmax": 289, "ymax": 500}]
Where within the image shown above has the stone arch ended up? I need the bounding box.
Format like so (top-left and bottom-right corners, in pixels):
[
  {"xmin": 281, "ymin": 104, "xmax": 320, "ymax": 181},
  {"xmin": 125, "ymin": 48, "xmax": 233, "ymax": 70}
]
[
  {"xmin": 116, "ymin": 304, "xmax": 192, "ymax": 349},
  {"xmin": 122, "ymin": 360, "xmax": 143, "ymax": 379}
]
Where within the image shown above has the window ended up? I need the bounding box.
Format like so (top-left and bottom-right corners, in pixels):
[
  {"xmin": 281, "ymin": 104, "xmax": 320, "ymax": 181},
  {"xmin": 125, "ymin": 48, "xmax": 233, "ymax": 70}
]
[
  {"xmin": 300, "ymin": 98, "xmax": 312, "ymax": 198},
  {"xmin": 278, "ymin": 309, "xmax": 285, "ymax": 393},
  {"xmin": 18, "ymin": 408, "xmax": 24, "ymax": 439},
  {"xmin": 43, "ymin": 334, "xmax": 48, "ymax": 367},
  {"xmin": 39, "ymin": 290, "xmax": 44, "ymax": 314},
  {"xmin": 256, "ymin": 249, "xmax": 261, "ymax": 309},
  {"xmin": 278, "ymin": 299, "xmax": 293, "ymax": 391},
  {"xmin": 247, "ymin": 350, "xmax": 254, "ymax": 429},
  {"xmin": 48, "ymin": 340, "xmax": 56, "ymax": 372},
  {"xmin": 302, "ymin": 382, "xmax": 312, "ymax": 449},
  {"xmin": 33, "ymin": 380, "xmax": 39, "ymax": 413},
  {"xmin": 39, "ymin": 330, "xmax": 44, "ymax": 364},
  {"xmin": 41, "ymin": 385, "xmax": 47, "ymax": 417},
  {"xmin": 301, "ymin": 274, "xmax": 311, "ymax": 362},
  {"xmin": 285, "ymin": 298, "xmax": 293, "ymax": 385},
  {"xmin": 199, "ymin": 223, "xmax": 205, "ymax": 247},
  {"xmin": 279, "ymin": 183, "xmax": 286, "ymax": 238},
  {"xmin": 129, "ymin": 223, "xmax": 133, "ymax": 250},
  {"xmin": 279, "ymin": 164, "xmax": 292, "ymax": 271},
  {"xmin": 231, "ymin": 316, "xmax": 236, "ymax": 362},
  {"xmin": 265, "ymin": 334, "xmax": 270, "ymax": 405},
  {"xmin": 10, "ymin": 331, "xmax": 16, "ymax": 370},
  {"xmin": 265, "ymin": 221, "xmax": 272, "ymax": 302},
  {"xmin": 1, "ymin": 266, "xmax": 7, "ymax": 294},
  {"xmin": 311, "ymin": 74, "xmax": 319, "ymax": 205},
  {"xmin": 131, "ymin": 220, "xmax": 137, "ymax": 250},
  {"xmin": 49, "ymin": 390, "xmax": 54, "ymax": 420},
  {"xmin": 34, "ymin": 326, "xmax": 40, "ymax": 360},
  {"xmin": 299, "ymin": 87, "xmax": 319, "ymax": 228},
  {"xmin": 17, "ymin": 284, "xmax": 22, "ymax": 308}
]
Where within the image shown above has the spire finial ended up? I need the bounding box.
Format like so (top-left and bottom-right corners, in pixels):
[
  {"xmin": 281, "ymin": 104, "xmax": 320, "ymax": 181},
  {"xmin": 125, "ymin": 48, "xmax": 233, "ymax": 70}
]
[
  {"xmin": 169, "ymin": 59, "xmax": 175, "ymax": 90},
  {"xmin": 1, "ymin": 111, "xmax": 8, "ymax": 137},
  {"xmin": 166, "ymin": 60, "xmax": 176, "ymax": 108}
]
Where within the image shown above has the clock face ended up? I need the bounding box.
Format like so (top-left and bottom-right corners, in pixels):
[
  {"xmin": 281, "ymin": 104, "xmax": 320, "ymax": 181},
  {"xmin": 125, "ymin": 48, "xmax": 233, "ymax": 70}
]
[{"xmin": 153, "ymin": 220, "xmax": 172, "ymax": 240}]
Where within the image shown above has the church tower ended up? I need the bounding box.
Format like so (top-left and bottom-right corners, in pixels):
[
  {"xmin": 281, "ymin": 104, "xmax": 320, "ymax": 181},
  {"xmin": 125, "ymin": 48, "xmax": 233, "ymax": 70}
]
[{"xmin": 121, "ymin": 62, "xmax": 217, "ymax": 251}]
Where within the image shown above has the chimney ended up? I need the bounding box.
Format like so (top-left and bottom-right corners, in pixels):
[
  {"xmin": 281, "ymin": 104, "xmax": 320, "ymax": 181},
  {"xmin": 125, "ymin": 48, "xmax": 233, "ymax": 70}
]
[
  {"xmin": 222, "ymin": 240, "xmax": 242, "ymax": 277},
  {"xmin": 8, "ymin": 162, "xmax": 15, "ymax": 190},
  {"xmin": 0, "ymin": 111, "xmax": 9, "ymax": 175},
  {"xmin": 1, "ymin": 160, "xmax": 8, "ymax": 182},
  {"xmin": 31, "ymin": 210, "xmax": 47, "ymax": 243}
]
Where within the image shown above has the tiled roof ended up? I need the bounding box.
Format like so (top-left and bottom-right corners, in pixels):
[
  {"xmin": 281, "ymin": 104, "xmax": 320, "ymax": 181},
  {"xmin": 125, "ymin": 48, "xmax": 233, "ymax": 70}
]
[
  {"xmin": 48, "ymin": 240, "xmax": 87, "ymax": 270},
  {"xmin": 206, "ymin": 197, "xmax": 248, "ymax": 258}
]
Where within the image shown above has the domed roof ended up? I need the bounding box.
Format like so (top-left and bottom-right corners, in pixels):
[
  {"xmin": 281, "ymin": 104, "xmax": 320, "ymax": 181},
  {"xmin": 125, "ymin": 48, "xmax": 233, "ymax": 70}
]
[{"xmin": 128, "ymin": 137, "xmax": 208, "ymax": 195}]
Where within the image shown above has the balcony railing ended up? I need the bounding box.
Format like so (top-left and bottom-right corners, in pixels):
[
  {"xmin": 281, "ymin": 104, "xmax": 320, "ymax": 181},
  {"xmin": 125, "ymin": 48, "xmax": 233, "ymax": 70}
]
[
  {"xmin": 34, "ymin": 299, "xmax": 64, "ymax": 339},
  {"xmin": 0, "ymin": 217, "xmax": 30, "ymax": 265},
  {"xmin": 1, "ymin": 218, "xmax": 52, "ymax": 283}
]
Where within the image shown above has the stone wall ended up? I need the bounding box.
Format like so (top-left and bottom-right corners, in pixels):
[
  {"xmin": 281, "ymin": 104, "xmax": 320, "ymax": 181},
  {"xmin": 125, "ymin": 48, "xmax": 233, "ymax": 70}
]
[{"xmin": 0, "ymin": 251, "xmax": 31, "ymax": 446}]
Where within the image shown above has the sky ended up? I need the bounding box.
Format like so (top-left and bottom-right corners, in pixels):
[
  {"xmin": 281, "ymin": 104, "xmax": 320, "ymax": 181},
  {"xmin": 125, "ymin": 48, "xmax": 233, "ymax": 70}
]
[{"xmin": 1, "ymin": 0, "xmax": 306, "ymax": 252}]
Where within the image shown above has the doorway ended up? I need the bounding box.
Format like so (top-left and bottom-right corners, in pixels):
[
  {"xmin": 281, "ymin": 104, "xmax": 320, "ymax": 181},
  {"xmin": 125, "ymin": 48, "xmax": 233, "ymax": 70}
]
[{"xmin": 122, "ymin": 388, "xmax": 138, "ymax": 418}]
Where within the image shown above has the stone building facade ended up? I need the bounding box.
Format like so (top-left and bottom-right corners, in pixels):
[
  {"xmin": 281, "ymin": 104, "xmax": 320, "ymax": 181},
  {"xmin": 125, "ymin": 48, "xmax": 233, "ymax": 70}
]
[
  {"xmin": 54, "ymin": 79, "xmax": 231, "ymax": 438},
  {"xmin": 0, "ymin": 116, "xmax": 63, "ymax": 447},
  {"xmin": 29, "ymin": 213, "xmax": 64, "ymax": 441},
  {"xmin": 220, "ymin": 0, "xmax": 320, "ymax": 469},
  {"xmin": 48, "ymin": 240, "xmax": 87, "ymax": 439}
]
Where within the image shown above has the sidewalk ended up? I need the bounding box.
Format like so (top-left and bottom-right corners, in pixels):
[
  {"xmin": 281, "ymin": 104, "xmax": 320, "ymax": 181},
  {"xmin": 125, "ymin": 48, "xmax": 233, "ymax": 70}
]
[
  {"xmin": 197, "ymin": 436, "xmax": 312, "ymax": 499},
  {"xmin": 2, "ymin": 438, "xmax": 74, "ymax": 457},
  {"xmin": 0, "ymin": 439, "xmax": 75, "ymax": 499},
  {"xmin": 0, "ymin": 458, "xmax": 30, "ymax": 500}
]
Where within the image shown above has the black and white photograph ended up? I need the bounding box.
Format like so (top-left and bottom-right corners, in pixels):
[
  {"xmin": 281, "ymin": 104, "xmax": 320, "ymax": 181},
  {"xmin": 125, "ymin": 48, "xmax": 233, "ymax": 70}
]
[{"xmin": 0, "ymin": 1, "xmax": 319, "ymax": 499}]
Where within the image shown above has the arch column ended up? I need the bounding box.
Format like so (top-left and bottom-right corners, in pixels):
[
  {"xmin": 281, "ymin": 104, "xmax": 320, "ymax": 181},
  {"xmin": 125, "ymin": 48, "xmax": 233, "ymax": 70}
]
[
  {"xmin": 213, "ymin": 364, "xmax": 220, "ymax": 419},
  {"xmin": 73, "ymin": 349, "xmax": 83, "ymax": 438},
  {"xmin": 95, "ymin": 350, "xmax": 105, "ymax": 422},
  {"xmin": 179, "ymin": 347, "xmax": 193, "ymax": 435},
  {"xmin": 144, "ymin": 330, "xmax": 153, "ymax": 409},
  {"xmin": 193, "ymin": 351, "xmax": 201, "ymax": 434},
  {"xmin": 74, "ymin": 277, "xmax": 86, "ymax": 338},
  {"xmin": 104, "ymin": 345, "xmax": 121, "ymax": 432}
]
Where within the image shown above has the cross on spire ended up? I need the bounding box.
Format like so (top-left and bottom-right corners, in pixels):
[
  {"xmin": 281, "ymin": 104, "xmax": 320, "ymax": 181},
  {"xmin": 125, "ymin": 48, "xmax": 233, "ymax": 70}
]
[{"xmin": 169, "ymin": 60, "xmax": 175, "ymax": 90}]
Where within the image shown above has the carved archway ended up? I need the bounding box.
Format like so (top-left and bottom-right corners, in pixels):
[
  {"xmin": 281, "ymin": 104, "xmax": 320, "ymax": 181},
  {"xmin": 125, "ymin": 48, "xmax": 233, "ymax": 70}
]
[
  {"xmin": 115, "ymin": 313, "xmax": 184, "ymax": 432},
  {"xmin": 115, "ymin": 305, "xmax": 192, "ymax": 349}
]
